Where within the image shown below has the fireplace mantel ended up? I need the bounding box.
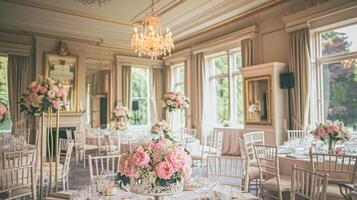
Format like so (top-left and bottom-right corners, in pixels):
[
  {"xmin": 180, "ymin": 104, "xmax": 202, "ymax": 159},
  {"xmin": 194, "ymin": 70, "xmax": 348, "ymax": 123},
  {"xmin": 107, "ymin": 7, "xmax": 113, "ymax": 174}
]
[{"xmin": 43, "ymin": 112, "xmax": 85, "ymax": 132}]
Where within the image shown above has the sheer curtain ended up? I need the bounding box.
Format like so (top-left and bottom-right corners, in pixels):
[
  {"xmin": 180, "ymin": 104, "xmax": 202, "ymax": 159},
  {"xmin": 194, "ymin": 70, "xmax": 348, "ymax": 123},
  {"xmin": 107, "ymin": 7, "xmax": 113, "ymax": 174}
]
[
  {"xmin": 7, "ymin": 55, "xmax": 34, "ymax": 130},
  {"xmin": 288, "ymin": 28, "xmax": 311, "ymax": 129},
  {"xmin": 151, "ymin": 68, "xmax": 164, "ymax": 121},
  {"xmin": 241, "ymin": 38, "xmax": 253, "ymax": 67},
  {"xmin": 121, "ymin": 65, "xmax": 131, "ymax": 108},
  {"xmin": 190, "ymin": 53, "xmax": 206, "ymax": 140}
]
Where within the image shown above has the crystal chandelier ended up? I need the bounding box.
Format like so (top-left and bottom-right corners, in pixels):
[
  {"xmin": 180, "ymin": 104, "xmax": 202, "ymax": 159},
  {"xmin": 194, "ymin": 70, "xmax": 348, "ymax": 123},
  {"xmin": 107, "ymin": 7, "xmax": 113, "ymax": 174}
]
[
  {"xmin": 74, "ymin": 0, "xmax": 110, "ymax": 6},
  {"xmin": 131, "ymin": 0, "xmax": 174, "ymax": 59}
]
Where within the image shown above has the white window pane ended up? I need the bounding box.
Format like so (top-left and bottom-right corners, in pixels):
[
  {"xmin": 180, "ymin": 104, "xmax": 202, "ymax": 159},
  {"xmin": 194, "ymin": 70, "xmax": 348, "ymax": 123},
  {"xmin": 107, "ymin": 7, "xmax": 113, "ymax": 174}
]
[
  {"xmin": 0, "ymin": 56, "xmax": 11, "ymax": 132},
  {"xmin": 233, "ymin": 51, "xmax": 242, "ymax": 72},
  {"xmin": 320, "ymin": 24, "xmax": 357, "ymax": 57},
  {"xmin": 214, "ymin": 77, "xmax": 229, "ymax": 124},
  {"xmin": 322, "ymin": 59, "xmax": 357, "ymax": 129},
  {"xmin": 130, "ymin": 67, "xmax": 149, "ymax": 125},
  {"xmin": 210, "ymin": 54, "xmax": 228, "ymax": 76},
  {"xmin": 234, "ymin": 75, "xmax": 244, "ymax": 125}
]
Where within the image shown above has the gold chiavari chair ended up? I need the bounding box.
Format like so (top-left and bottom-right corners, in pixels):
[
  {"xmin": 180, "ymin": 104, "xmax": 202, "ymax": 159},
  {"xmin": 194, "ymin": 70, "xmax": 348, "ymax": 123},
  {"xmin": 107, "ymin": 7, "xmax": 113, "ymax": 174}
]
[
  {"xmin": 254, "ymin": 144, "xmax": 291, "ymax": 200},
  {"xmin": 13, "ymin": 128, "xmax": 30, "ymax": 144},
  {"xmin": 287, "ymin": 130, "xmax": 308, "ymax": 141},
  {"xmin": 310, "ymin": 152, "xmax": 357, "ymax": 200},
  {"xmin": 74, "ymin": 130, "xmax": 98, "ymax": 168},
  {"xmin": 2, "ymin": 149, "xmax": 36, "ymax": 169},
  {"xmin": 207, "ymin": 156, "xmax": 248, "ymax": 191},
  {"xmin": 243, "ymin": 131, "xmax": 265, "ymax": 167},
  {"xmin": 290, "ymin": 164, "xmax": 329, "ymax": 200}
]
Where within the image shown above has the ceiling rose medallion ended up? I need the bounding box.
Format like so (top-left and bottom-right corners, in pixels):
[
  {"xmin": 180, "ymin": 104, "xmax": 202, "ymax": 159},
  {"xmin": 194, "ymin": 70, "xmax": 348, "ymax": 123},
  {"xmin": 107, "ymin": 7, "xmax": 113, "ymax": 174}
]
[{"xmin": 131, "ymin": 0, "xmax": 174, "ymax": 60}]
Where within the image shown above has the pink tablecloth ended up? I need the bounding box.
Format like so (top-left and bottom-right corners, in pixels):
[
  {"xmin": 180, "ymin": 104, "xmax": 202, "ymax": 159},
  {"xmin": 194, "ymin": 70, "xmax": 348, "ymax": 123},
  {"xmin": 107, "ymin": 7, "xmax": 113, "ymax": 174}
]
[
  {"xmin": 214, "ymin": 128, "xmax": 244, "ymax": 156},
  {"xmin": 86, "ymin": 136, "xmax": 143, "ymax": 153}
]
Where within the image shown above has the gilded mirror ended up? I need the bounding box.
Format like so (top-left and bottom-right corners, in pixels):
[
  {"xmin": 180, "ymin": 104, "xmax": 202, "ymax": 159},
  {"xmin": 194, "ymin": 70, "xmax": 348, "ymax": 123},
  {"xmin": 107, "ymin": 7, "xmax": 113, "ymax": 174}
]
[
  {"xmin": 44, "ymin": 53, "xmax": 78, "ymax": 112},
  {"xmin": 244, "ymin": 75, "xmax": 272, "ymax": 125}
]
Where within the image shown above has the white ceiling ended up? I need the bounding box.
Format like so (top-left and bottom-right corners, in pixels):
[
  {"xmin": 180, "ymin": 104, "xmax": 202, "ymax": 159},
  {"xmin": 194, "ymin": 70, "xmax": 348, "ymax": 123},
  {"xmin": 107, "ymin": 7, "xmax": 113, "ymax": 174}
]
[{"xmin": 0, "ymin": 0, "xmax": 274, "ymax": 51}]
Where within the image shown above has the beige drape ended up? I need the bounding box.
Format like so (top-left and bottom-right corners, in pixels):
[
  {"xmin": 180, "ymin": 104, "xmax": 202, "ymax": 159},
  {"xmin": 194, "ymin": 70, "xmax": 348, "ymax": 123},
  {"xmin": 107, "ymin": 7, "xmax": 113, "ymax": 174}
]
[
  {"xmin": 189, "ymin": 53, "xmax": 206, "ymax": 140},
  {"xmin": 288, "ymin": 28, "xmax": 311, "ymax": 129},
  {"xmin": 163, "ymin": 66, "xmax": 171, "ymax": 93},
  {"xmin": 152, "ymin": 68, "xmax": 164, "ymax": 120},
  {"xmin": 7, "ymin": 55, "xmax": 33, "ymax": 129},
  {"xmin": 121, "ymin": 65, "xmax": 131, "ymax": 108},
  {"xmin": 241, "ymin": 38, "xmax": 253, "ymax": 67}
]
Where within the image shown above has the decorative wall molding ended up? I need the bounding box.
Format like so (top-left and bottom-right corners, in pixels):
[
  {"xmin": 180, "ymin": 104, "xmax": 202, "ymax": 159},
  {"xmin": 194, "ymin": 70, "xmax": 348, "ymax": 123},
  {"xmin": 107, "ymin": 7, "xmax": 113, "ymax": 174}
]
[
  {"xmin": 163, "ymin": 48, "xmax": 192, "ymax": 65},
  {"xmin": 192, "ymin": 25, "xmax": 257, "ymax": 54},
  {"xmin": 115, "ymin": 55, "xmax": 164, "ymax": 68},
  {"xmin": 283, "ymin": 0, "xmax": 357, "ymax": 32}
]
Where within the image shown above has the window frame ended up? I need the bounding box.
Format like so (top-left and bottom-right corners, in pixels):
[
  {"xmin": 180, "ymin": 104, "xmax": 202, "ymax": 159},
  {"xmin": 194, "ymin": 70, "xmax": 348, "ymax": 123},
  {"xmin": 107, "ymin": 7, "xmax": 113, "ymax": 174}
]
[
  {"xmin": 207, "ymin": 48, "xmax": 243, "ymax": 127},
  {"xmin": 0, "ymin": 54, "xmax": 11, "ymax": 132},
  {"xmin": 313, "ymin": 22, "xmax": 357, "ymax": 123},
  {"xmin": 171, "ymin": 63, "xmax": 185, "ymax": 93},
  {"xmin": 130, "ymin": 66, "xmax": 151, "ymax": 127}
]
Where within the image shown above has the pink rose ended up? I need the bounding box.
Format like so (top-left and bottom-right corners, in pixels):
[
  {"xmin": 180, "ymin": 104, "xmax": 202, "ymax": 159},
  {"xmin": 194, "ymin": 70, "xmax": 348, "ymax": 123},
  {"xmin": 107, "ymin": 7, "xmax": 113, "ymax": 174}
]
[
  {"xmin": 151, "ymin": 126, "xmax": 159, "ymax": 133},
  {"xmin": 114, "ymin": 122, "xmax": 121, "ymax": 129},
  {"xmin": 55, "ymin": 91, "xmax": 63, "ymax": 97},
  {"xmin": 28, "ymin": 93, "xmax": 38, "ymax": 103},
  {"xmin": 156, "ymin": 161, "xmax": 174, "ymax": 180},
  {"xmin": 52, "ymin": 100, "xmax": 63, "ymax": 110},
  {"xmin": 132, "ymin": 146, "xmax": 150, "ymax": 167},
  {"xmin": 151, "ymin": 136, "xmax": 165, "ymax": 151},
  {"xmin": 39, "ymin": 87, "xmax": 48, "ymax": 94},
  {"xmin": 166, "ymin": 147, "xmax": 187, "ymax": 171},
  {"xmin": 31, "ymin": 84, "xmax": 41, "ymax": 93},
  {"xmin": 316, "ymin": 127, "xmax": 326, "ymax": 137},
  {"xmin": 0, "ymin": 103, "xmax": 6, "ymax": 115},
  {"xmin": 119, "ymin": 154, "xmax": 139, "ymax": 178},
  {"xmin": 330, "ymin": 124, "xmax": 339, "ymax": 132}
]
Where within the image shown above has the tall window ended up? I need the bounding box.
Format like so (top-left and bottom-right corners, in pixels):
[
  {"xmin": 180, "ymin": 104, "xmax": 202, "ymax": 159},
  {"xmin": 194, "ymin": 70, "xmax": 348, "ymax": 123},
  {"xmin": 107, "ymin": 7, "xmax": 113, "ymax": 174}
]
[
  {"xmin": 316, "ymin": 23, "xmax": 357, "ymax": 130},
  {"xmin": 130, "ymin": 67, "xmax": 150, "ymax": 126},
  {"xmin": 171, "ymin": 63, "xmax": 185, "ymax": 130},
  {"xmin": 0, "ymin": 55, "xmax": 11, "ymax": 132},
  {"xmin": 207, "ymin": 49, "xmax": 243, "ymax": 127}
]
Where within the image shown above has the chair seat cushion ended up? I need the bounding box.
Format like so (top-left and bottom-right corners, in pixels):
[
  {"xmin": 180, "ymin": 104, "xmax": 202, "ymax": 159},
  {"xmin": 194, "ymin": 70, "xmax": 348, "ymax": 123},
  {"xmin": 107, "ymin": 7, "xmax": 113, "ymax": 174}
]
[
  {"xmin": 249, "ymin": 166, "xmax": 259, "ymax": 179},
  {"xmin": 263, "ymin": 175, "xmax": 291, "ymax": 192},
  {"xmin": 9, "ymin": 186, "xmax": 32, "ymax": 199},
  {"xmin": 326, "ymin": 183, "xmax": 345, "ymax": 199}
]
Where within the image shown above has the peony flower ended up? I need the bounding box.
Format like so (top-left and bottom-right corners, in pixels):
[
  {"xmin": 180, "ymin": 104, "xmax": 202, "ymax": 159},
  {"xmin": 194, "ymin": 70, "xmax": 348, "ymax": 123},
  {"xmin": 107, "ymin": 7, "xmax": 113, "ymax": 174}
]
[
  {"xmin": 155, "ymin": 161, "xmax": 175, "ymax": 180},
  {"xmin": 39, "ymin": 86, "xmax": 48, "ymax": 94},
  {"xmin": 55, "ymin": 91, "xmax": 63, "ymax": 98},
  {"xmin": 47, "ymin": 90, "xmax": 56, "ymax": 99},
  {"xmin": 0, "ymin": 103, "xmax": 7, "ymax": 115},
  {"xmin": 119, "ymin": 154, "xmax": 139, "ymax": 178},
  {"xmin": 28, "ymin": 93, "xmax": 38, "ymax": 103},
  {"xmin": 132, "ymin": 146, "xmax": 150, "ymax": 167},
  {"xmin": 166, "ymin": 147, "xmax": 188, "ymax": 171},
  {"xmin": 52, "ymin": 100, "xmax": 63, "ymax": 110},
  {"xmin": 151, "ymin": 136, "xmax": 165, "ymax": 151}
]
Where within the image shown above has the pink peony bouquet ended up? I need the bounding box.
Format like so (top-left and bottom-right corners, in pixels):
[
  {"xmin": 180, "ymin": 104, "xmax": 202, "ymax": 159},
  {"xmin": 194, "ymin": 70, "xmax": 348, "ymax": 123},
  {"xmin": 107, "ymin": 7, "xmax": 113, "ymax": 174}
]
[
  {"xmin": 112, "ymin": 105, "xmax": 129, "ymax": 130},
  {"xmin": 19, "ymin": 76, "xmax": 67, "ymax": 115},
  {"xmin": 312, "ymin": 120, "xmax": 351, "ymax": 143},
  {"xmin": 0, "ymin": 102, "xmax": 10, "ymax": 124},
  {"xmin": 162, "ymin": 92, "xmax": 189, "ymax": 112},
  {"xmin": 117, "ymin": 135, "xmax": 192, "ymax": 187},
  {"xmin": 151, "ymin": 120, "xmax": 171, "ymax": 134}
]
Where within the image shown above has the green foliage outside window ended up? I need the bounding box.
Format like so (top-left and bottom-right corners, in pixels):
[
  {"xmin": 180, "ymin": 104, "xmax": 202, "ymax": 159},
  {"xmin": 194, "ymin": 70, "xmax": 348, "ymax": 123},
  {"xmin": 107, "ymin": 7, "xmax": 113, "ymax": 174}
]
[
  {"xmin": 130, "ymin": 67, "xmax": 149, "ymax": 125},
  {"xmin": 0, "ymin": 56, "xmax": 11, "ymax": 131}
]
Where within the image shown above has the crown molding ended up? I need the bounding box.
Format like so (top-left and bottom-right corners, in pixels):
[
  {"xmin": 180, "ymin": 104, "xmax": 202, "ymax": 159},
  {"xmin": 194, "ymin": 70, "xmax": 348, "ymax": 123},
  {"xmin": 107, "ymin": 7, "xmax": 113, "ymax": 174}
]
[
  {"xmin": 283, "ymin": 0, "xmax": 357, "ymax": 32},
  {"xmin": 192, "ymin": 25, "xmax": 257, "ymax": 54},
  {"xmin": 115, "ymin": 55, "xmax": 164, "ymax": 68},
  {"xmin": 163, "ymin": 48, "xmax": 191, "ymax": 65}
]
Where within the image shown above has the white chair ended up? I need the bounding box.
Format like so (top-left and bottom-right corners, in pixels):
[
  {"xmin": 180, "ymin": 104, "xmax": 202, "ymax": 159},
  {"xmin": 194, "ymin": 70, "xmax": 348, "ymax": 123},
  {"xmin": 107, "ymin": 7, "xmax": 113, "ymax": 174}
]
[
  {"xmin": 239, "ymin": 138, "xmax": 259, "ymax": 194},
  {"xmin": 254, "ymin": 144, "xmax": 291, "ymax": 200},
  {"xmin": 287, "ymin": 130, "xmax": 307, "ymax": 141},
  {"xmin": 290, "ymin": 165, "xmax": 328, "ymax": 200},
  {"xmin": 65, "ymin": 129, "xmax": 73, "ymax": 140},
  {"xmin": 183, "ymin": 128, "xmax": 197, "ymax": 149},
  {"xmin": 105, "ymin": 133, "xmax": 120, "ymax": 155},
  {"xmin": 59, "ymin": 138, "xmax": 70, "ymax": 159},
  {"xmin": 74, "ymin": 130, "xmax": 99, "ymax": 168},
  {"xmin": 0, "ymin": 164, "xmax": 36, "ymax": 200},
  {"xmin": 88, "ymin": 155, "xmax": 120, "ymax": 182},
  {"xmin": 243, "ymin": 131, "xmax": 265, "ymax": 167},
  {"xmin": 207, "ymin": 156, "xmax": 248, "ymax": 191},
  {"xmin": 310, "ymin": 152, "xmax": 357, "ymax": 200}
]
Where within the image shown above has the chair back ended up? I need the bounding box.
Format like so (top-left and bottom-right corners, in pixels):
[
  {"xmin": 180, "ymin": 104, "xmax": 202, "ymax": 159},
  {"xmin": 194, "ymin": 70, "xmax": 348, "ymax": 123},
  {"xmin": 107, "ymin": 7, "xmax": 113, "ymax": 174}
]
[
  {"xmin": 88, "ymin": 155, "xmax": 120, "ymax": 181},
  {"xmin": 207, "ymin": 156, "xmax": 247, "ymax": 191},
  {"xmin": 183, "ymin": 128, "xmax": 197, "ymax": 149},
  {"xmin": 253, "ymin": 144, "xmax": 280, "ymax": 183},
  {"xmin": 238, "ymin": 138, "xmax": 247, "ymax": 160},
  {"xmin": 2, "ymin": 149, "xmax": 36, "ymax": 169},
  {"xmin": 290, "ymin": 165, "xmax": 328, "ymax": 200},
  {"xmin": 105, "ymin": 133, "xmax": 120, "ymax": 155},
  {"xmin": 74, "ymin": 130, "xmax": 85, "ymax": 147},
  {"xmin": 243, "ymin": 131, "xmax": 264, "ymax": 160},
  {"xmin": 63, "ymin": 141, "xmax": 74, "ymax": 176},
  {"xmin": 310, "ymin": 152, "xmax": 357, "ymax": 184},
  {"xmin": 13, "ymin": 118, "xmax": 27, "ymax": 131},
  {"xmin": 59, "ymin": 138, "xmax": 70, "ymax": 158},
  {"xmin": 13, "ymin": 128, "xmax": 30, "ymax": 144},
  {"xmin": 287, "ymin": 130, "xmax": 307, "ymax": 141},
  {"xmin": 210, "ymin": 131, "xmax": 223, "ymax": 156},
  {"xmin": 0, "ymin": 164, "xmax": 35, "ymax": 195}
]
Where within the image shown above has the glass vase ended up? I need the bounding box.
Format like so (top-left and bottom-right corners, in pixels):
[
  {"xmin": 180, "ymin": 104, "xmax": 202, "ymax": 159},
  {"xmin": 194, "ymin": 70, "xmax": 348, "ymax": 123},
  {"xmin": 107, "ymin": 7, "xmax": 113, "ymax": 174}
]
[{"xmin": 328, "ymin": 139, "xmax": 336, "ymax": 154}]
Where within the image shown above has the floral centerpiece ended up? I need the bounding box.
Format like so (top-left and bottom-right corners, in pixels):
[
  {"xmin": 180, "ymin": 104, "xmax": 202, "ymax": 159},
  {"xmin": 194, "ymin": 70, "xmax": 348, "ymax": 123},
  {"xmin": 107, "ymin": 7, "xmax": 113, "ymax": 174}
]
[
  {"xmin": 151, "ymin": 120, "xmax": 171, "ymax": 135},
  {"xmin": 19, "ymin": 76, "xmax": 67, "ymax": 115},
  {"xmin": 112, "ymin": 105, "xmax": 129, "ymax": 130},
  {"xmin": 117, "ymin": 135, "xmax": 191, "ymax": 199},
  {"xmin": 0, "ymin": 102, "xmax": 9, "ymax": 124},
  {"xmin": 161, "ymin": 92, "xmax": 189, "ymax": 112},
  {"xmin": 312, "ymin": 120, "xmax": 351, "ymax": 153}
]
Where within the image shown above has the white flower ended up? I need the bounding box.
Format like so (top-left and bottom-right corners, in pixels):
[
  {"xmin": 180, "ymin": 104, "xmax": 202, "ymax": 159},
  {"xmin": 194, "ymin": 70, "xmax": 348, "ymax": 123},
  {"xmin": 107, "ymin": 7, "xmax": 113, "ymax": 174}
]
[
  {"xmin": 51, "ymin": 85, "xmax": 59, "ymax": 92},
  {"xmin": 47, "ymin": 90, "xmax": 56, "ymax": 99}
]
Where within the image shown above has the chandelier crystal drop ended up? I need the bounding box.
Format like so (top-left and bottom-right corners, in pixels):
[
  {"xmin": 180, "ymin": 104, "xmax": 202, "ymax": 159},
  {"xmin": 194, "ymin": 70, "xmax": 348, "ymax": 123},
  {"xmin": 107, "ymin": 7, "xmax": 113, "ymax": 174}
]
[{"xmin": 131, "ymin": 1, "xmax": 174, "ymax": 59}]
